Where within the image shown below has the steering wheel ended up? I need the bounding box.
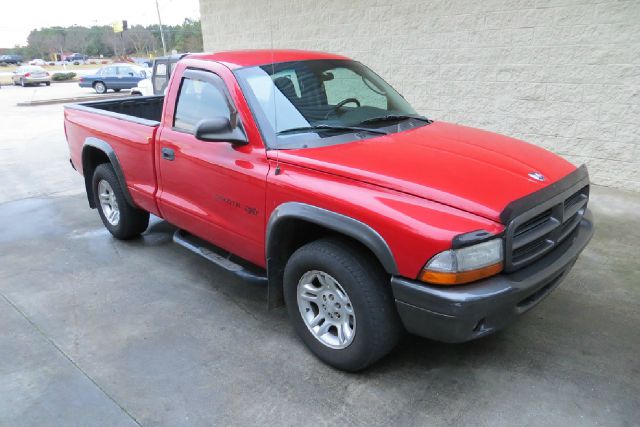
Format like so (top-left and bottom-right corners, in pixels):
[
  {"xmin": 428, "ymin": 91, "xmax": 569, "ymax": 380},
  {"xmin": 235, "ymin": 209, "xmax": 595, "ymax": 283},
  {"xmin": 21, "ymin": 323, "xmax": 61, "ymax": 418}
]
[{"xmin": 326, "ymin": 98, "xmax": 361, "ymax": 118}]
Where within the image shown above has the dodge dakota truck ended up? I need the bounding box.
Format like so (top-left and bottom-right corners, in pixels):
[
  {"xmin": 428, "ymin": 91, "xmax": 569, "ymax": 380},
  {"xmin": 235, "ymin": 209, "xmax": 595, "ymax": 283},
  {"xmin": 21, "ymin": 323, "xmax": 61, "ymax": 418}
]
[{"xmin": 64, "ymin": 50, "xmax": 594, "ymax": 371}]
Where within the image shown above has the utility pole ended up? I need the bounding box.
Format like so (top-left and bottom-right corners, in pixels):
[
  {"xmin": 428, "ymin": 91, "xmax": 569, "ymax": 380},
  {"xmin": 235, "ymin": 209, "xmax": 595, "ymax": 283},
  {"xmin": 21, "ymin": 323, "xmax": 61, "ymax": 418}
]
[{"xmin": 155, "ymin": 0, "xmax": 167, "ymax": 56}]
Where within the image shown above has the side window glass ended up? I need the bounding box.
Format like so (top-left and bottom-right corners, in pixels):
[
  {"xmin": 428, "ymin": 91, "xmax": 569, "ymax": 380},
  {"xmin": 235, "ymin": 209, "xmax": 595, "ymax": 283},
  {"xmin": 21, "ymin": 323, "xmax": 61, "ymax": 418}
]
[
  {"xmin": 156, "ymin": 63, "xmax": 168, "ymax": 76},
  {"xmin": 173, "ymin": 76, "xmax": 231, "ymax": 133},
  {"xmin": 118, "ymin": 67, "xmax": 134, "ymax": 76},
  {"xmin": 153, "ymin": 62, "xmax": 168, "ymax": 92},
  {"xmin": 101, "ymin": 66, "xmax": 116, "ymax": 76}
]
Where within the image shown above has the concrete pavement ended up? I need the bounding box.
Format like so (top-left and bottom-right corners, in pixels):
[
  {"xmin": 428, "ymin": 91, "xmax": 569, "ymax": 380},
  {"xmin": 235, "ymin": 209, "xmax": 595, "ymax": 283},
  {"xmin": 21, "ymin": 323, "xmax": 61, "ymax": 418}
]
[{"xmin": 0, "ymin": 84, "xmax": 639, "ymax": 426}]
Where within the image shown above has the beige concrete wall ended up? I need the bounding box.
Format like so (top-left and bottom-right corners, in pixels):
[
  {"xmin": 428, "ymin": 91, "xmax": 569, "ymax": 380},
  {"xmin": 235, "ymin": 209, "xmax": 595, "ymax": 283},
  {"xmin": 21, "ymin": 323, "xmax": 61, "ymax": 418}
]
[{"xmin": 200, "ymin": 0, "xmax": 640, "ymax": 191}]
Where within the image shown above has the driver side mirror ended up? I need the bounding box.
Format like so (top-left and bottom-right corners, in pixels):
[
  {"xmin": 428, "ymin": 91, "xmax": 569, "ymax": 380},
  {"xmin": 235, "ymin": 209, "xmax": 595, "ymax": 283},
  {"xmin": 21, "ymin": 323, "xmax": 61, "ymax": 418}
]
[{"xmin": 194, "ymin": 117, "xmax": 248, "ymax": 146}]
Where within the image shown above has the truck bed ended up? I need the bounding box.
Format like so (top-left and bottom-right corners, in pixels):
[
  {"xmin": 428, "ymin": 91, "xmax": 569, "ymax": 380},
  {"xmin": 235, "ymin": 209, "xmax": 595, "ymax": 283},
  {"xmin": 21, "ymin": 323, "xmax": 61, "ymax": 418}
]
[{"xmin": 65, "ymin": 95, "xmax": 164, "ymax": 126}]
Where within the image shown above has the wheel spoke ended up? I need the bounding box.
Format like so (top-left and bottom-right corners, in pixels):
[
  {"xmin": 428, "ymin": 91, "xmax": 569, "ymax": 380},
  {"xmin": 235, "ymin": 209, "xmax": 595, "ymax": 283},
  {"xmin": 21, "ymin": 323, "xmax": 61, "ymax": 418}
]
[
  {"xmin": 342, "ymin": 322, "xmax": 354, "ymax": 341},
  {"xmin": 317, "ymin": 321, "xmax": 332, "ymax": 336},
  {"xmin": 301, "ymin": 282, "xmax": 320, "ymax": 295},
  {"xmin": 337, "ymin": 322, "xmax": 345, "ymax": 343},
  {"xmin": 299, "ymin": 292, "xmax": 318, "ymax": 302},
  {"xmin": 317, "ymin": 273, "xmax": 334, "ymax": 290},
  {"xmin": 335, "ymin": 288, "xmax": 350, "ymax": 304},
  {"xmin": 344, "ymin": 303, "xmax": 354, "ymax": 315},
  {"xmin": 308, "ymin": 313, "xmax": 323, "ymax": 327}
]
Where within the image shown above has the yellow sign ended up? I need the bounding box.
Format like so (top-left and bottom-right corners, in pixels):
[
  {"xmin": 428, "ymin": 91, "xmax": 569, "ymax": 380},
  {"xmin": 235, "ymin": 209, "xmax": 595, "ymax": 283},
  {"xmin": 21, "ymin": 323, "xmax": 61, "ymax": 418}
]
[{"xmin": 112, "ymin": 21, "xmax": 123, "ymax": 33}]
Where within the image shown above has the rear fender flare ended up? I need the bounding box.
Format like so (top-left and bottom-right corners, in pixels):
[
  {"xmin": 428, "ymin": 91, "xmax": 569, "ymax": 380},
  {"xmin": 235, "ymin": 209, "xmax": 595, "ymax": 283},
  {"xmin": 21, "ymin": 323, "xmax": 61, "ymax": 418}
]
[{"xmin": 81, "ymin": 137, "xmax": 136, "ymax": 208}]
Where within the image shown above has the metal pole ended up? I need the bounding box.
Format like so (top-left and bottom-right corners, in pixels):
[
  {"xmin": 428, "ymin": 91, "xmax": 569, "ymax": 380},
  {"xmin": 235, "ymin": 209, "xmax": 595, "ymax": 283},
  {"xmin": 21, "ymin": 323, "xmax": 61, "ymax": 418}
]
[{"xmin": 155, "ymin": 0, "xmax": 167, "ymax": 56}]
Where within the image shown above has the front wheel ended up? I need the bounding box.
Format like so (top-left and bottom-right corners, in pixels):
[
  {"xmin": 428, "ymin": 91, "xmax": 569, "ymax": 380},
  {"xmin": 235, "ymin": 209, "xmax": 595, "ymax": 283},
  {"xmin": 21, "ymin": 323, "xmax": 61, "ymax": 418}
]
[
  {"xmin": 92, "ymin": 163, "xmax": 149, "ymax": 240},
  {"xmin": 94, "ymin": 81, "xmax": 107, "ymax": 94},
  {"xmin": 283, "ymin": 238, "xmax": 402, "ymax": 371}
]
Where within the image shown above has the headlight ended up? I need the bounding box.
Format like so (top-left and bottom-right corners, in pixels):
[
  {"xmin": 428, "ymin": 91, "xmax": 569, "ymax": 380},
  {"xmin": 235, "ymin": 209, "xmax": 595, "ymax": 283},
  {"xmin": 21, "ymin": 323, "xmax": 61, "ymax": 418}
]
[{"xmin": 419, "ymin": 238, "xmax": 503, "ymax": 285}]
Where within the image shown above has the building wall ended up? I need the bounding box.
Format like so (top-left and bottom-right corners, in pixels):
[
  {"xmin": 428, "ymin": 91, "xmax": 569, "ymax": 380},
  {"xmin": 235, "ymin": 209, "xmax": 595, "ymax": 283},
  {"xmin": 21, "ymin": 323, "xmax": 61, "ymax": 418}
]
[{"xmin": 200, "ymin": 0, "xmax": 640, "ymax": 191}]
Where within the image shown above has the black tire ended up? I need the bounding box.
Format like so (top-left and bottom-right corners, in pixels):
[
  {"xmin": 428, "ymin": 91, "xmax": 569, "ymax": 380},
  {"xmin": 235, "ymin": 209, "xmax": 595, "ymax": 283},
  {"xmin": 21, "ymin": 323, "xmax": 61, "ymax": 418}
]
[
  {"xmin": 94, "ymin": 81, "xmax": 107, "ymax": 94},
  {"xmin": 283, "ymin": 237, "xmax": 402, "ymax": 371},
  {"xmin": 45, "ymin": 81, "xmax": 50, "ymax": 86},
  {"xmin": 113, "ymin": 88, "xmax": 121, "ymax": 92},
  {"xmin": 92, "ymin": 163, "xmax": 149, "ymax": 240}
]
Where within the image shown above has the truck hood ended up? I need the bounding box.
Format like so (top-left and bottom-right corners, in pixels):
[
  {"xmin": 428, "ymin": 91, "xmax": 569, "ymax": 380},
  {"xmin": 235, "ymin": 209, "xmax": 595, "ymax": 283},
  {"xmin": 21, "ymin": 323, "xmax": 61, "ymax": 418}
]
[{"xmin": 274, "ymin": 121, "xmax": 577, "ymax": 223}]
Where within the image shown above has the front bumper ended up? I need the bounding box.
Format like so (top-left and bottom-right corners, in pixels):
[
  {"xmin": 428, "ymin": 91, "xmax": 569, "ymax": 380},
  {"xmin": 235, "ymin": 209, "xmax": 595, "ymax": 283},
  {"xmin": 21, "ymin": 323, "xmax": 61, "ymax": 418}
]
[{"xmin": 391, "ymin": 209, "xmax": 594, "ymax": 343}]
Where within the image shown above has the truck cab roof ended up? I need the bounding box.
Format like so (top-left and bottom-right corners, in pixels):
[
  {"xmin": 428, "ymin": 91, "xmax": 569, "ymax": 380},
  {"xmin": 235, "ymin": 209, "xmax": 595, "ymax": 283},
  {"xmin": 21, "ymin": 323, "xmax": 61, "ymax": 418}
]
[{"xmin": 186, "ymin": 49, "xmax": 349, "ymax": 69}]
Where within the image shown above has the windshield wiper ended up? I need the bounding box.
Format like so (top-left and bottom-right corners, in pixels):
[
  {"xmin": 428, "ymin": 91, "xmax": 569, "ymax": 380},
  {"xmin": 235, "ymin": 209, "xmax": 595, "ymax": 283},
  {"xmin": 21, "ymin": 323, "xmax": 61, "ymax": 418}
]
[
  {"xmin": 277, "ymin": 125, "xmax": 388, "ymax": 136},
  {"xmin": 359, "ymin": 114, "xmax": 432, "ymax": 125}
]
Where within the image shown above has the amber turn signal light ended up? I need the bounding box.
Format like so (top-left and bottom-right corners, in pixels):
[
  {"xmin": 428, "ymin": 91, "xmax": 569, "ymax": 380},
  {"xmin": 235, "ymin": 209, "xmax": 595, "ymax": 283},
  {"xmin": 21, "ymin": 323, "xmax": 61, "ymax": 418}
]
[{"xmin": 419, "ymin": 262, "xmax": 503, "ymax": 285}]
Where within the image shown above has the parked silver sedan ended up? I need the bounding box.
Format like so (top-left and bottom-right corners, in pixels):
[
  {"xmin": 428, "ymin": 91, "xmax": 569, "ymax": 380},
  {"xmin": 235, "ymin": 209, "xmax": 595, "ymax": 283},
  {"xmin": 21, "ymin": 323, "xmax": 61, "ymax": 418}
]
[{"xmin": 12, "ymin": 66, "xmax": 51, "ymax": 87}]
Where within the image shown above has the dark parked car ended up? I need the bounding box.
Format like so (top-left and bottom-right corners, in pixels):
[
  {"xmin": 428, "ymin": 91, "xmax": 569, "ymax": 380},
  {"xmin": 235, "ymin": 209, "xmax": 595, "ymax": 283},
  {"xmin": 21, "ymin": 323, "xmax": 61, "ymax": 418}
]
[
  {"xmin": 12, "ymin": 66, "xmax": 51, "ymax": 86},
  {"xmin": 0, "ymin": 54, "xmax": 23, "ymax": 64},
  {"xmin": 78, "ymin": 64, "xmax": 148, "ymax": 94},
  {"xmin": 66, "ymin": 53, "xmax": 88, "ymax": 62}
]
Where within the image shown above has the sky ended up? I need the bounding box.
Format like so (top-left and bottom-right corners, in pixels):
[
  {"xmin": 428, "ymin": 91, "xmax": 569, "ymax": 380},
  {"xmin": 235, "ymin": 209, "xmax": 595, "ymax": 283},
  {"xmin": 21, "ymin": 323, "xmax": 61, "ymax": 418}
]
[{"xmin": 0, "ymin": 0, "xmax": 200, "ymax": 47}]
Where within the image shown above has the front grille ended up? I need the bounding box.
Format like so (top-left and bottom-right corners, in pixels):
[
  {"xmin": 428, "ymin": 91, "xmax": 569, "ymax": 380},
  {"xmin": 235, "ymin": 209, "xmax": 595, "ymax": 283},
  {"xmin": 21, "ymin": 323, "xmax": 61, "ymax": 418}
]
[{"xmin": 504, "ymin": 184, "xmax": 589, "ymax": 271}]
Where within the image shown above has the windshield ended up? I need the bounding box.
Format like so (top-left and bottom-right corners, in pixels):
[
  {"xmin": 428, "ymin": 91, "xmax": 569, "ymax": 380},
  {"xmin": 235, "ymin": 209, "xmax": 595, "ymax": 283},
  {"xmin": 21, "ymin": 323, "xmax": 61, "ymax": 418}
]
[{"xmin": 234, "ymin": 59, "xmax": 428, "ymax": 149}]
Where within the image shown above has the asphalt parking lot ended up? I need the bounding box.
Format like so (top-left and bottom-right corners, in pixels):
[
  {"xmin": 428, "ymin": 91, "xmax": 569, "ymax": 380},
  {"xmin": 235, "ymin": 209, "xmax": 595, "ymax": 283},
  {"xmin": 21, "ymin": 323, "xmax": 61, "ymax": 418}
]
[{"xmin": 1, "ymin": 84, "xmax": 639, "ymax": 426}]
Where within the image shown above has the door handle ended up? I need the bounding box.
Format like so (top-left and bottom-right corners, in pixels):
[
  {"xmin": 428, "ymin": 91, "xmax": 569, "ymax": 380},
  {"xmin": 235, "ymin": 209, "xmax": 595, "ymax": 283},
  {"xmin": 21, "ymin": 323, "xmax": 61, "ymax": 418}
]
[{"xmin": 161, "ymin": 147, "xmax": 175, "ymax": 161}]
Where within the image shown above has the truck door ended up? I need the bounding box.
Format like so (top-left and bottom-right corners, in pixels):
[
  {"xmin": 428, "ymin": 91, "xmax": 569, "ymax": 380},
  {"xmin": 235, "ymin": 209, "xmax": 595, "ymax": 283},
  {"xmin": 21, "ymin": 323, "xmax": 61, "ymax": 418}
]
[
  {"xmin": 155, "ymin": 66, "xmax": 269, "ymax": 267},
  {"xmin": 152, "ymin": 60, "xmax": 170, "ymax": 95}
]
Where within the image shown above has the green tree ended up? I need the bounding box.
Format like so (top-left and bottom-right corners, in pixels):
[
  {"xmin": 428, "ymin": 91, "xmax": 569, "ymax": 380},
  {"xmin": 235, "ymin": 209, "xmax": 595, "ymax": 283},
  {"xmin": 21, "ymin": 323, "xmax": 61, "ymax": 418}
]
[{"xmin": 20, "ymin": 20, "xmax": 202, "ymax": 59}]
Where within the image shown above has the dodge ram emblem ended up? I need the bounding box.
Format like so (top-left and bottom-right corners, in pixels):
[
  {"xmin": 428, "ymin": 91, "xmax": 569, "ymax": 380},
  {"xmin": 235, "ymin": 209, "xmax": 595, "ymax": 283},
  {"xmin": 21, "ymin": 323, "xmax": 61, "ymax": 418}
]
[{"xmin": 528, "ymin": 171, "xmax": 545, "ymax": 181}]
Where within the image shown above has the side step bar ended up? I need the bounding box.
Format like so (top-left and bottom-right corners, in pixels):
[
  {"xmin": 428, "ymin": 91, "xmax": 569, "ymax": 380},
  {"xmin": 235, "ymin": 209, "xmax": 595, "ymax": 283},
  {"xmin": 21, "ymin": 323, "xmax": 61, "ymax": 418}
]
[{"xmin": 173, "ymin": 229, "xmax": 268, "ymax": 286}]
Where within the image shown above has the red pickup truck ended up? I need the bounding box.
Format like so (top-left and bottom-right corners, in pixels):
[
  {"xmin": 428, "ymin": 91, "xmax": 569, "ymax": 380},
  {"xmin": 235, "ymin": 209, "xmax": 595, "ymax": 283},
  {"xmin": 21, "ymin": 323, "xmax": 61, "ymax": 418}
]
[{"xmin": 64, "ymin": 50, "xmax": 594, "ymax": 371}]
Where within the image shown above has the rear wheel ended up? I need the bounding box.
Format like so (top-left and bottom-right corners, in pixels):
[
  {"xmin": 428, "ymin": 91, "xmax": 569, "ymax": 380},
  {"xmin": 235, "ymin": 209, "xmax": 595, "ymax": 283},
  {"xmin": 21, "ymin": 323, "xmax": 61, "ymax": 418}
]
[
  {"xmin": 92, "ymin": 163, "xmax": 149, "ymax": 240},
  {"xmin": 94, "ymin": 81, "xmax": 107, "ymax": 94},
  {"xmin": 45, "ymin": 81, "xmax": 50, "ymax": 86},
  {"xmin": 283, "ymin": 237, "xmax": 402, "ymax": 371}
]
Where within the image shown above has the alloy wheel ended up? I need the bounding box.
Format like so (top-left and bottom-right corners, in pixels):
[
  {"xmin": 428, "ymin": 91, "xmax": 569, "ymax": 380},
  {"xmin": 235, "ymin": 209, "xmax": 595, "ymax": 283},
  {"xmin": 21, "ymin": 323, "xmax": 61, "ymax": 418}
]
[
  {"xmin": 297, "ymin": 270, "xmax": 356, "ymax": 349},
  {"xmin": 98, "ymin": 180, "xmax": 120, "ymax": 225}
]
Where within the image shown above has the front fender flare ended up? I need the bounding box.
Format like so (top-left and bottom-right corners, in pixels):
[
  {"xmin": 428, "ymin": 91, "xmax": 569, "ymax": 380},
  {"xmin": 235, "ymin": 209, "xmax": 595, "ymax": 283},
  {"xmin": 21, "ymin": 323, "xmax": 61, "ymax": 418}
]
[{"xmin": 265, "ymin": 202, "xmax": 398, "ymax": 309}]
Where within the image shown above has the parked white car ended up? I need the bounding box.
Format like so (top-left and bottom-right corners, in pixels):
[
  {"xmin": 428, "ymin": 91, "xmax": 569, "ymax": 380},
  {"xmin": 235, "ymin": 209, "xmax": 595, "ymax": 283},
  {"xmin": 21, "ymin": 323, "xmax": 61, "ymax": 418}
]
[
  {"xmin": 29, "ymin": 59, "xmax": 47, "ymax": 66},
  {"xmin": 131, "ymin": 78, "xmax": 153, "ymax": 96}
]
